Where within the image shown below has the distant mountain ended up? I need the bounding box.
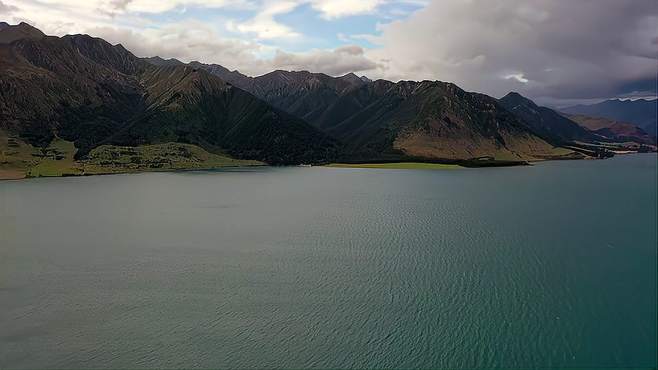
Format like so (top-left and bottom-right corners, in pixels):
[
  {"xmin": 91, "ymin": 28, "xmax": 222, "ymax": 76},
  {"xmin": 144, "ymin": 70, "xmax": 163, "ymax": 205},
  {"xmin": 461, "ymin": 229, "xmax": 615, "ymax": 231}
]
[
  {"xmin": 499, "ymin": 92, "xmax": 598, "ymax": 145},
  {"xmin": 0, "ymin": 22, "xmax": 44, "ymax": 44},
  {"xmin": 0, "ymin": 24, "xmax": 338, "ymax": 165},
  {"xmin": 566, "ymin": 114, "xmax": 656, "ymax": 145},
  {"xmin": 561, "ymin": 99, "xmax": 657, "ymax": 136}
]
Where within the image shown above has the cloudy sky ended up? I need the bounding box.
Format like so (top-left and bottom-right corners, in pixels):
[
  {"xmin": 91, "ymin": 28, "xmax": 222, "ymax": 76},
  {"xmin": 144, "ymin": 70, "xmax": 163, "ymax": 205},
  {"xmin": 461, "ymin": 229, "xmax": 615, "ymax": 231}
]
[{"xmin": 2, "ymin": 0, "xmax": 656, "ymax": 105}]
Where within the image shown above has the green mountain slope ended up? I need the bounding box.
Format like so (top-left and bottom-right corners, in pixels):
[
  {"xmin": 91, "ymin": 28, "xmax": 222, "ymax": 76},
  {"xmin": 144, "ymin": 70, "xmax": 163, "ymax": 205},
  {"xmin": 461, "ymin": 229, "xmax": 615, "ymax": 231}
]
[{"xmin": 0, "ymin": 24, "xmax": 338, "ymax": 167}]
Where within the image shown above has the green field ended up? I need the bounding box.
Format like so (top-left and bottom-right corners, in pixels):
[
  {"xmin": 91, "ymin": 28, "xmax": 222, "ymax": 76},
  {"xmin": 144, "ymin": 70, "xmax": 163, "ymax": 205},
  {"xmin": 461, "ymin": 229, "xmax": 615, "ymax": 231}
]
[
  {"xmin": 325, "ymin": 162, "xmax": 461, "ymax": 170},
  {"xmin": 1, "ymin": 133, "xmax": 263, "ymax": 180},
  {"xmin": 83, "ymin": 143, "xmax": 262, "ymax": 175}
]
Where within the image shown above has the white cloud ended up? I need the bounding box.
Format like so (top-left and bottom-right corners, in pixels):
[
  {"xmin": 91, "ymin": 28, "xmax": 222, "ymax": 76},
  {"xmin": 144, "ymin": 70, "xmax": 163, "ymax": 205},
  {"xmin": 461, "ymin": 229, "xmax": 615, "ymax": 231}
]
[
  {"xmin": 271, "ymin": 45, "xmax": 379, "ymax": 75},
  {"xmin": 2, "ymin": 0, "xmax": 387, "ymax": 77},
  {"xmin": 310, "ymin": 0, "xmax": 383, "ymax": 19},
  {"xmin": 117, "ymin": 0, "xmax": 250, "ymax": 14},
  {"xmin": 504, "ymin": 73, "xmax": 529, "ymax": 84},
  {"xmin": 225, "ymin": 0, "xmax": 390, "ymax": 40},
  {"xmin": 65, "ymin": 20, "xmax": 377, "ymax": 77},
  {"xmin": 227, "ymin": 0, "xmax": 300, "ymax": 39},
  {"xmin": 87, "ymin": 21, "xmax": 271, "ymax": 73}
]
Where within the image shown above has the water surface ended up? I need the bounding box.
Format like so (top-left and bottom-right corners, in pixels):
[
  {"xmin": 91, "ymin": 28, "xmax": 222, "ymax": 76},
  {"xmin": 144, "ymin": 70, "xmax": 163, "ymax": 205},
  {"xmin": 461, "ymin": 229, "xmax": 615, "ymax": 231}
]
[{"xmin": 1, "ymin": 154, "xmax": 656, "ymax": 368}]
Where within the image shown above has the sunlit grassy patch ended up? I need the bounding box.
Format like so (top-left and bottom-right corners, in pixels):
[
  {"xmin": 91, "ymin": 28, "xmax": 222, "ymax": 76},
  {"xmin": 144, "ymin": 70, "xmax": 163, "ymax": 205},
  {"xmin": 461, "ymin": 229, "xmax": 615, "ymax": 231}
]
[{"xmin": 1, "ymin": 134, "xmax": 81, "ymax": 178}]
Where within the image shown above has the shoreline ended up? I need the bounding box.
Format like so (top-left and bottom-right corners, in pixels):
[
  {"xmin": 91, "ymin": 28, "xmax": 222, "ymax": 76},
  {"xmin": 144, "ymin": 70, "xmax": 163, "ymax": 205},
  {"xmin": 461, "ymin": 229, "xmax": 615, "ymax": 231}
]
[
  {"xmin": 325, "ymin": 162, "xmax": 462, "ymax": 170},
  {"xmin": 0, "ymin": 163, "xmax": 267, "ymax": 182},
  {"xmin": 4, "ymin": 152, "xmax": 657, "ymax": 182}
]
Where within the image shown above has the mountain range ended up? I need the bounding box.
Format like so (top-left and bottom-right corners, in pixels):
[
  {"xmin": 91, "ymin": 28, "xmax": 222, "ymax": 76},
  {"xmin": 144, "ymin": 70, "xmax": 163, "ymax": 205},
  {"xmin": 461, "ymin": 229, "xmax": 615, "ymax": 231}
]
[
  {"xmin": 151, "ymin": 58, "xmax": 584, "ymax": 161},
  {"xmin": 1, "ymin": 23, "xmax": 655, "ymax": 179},
  {"xmin": 150, "ymin": 56, "xmax": 656, "ymax": 161},
  {"xmin": 561, "ymin": 99, "xmax": 657, "ymax": 136}
]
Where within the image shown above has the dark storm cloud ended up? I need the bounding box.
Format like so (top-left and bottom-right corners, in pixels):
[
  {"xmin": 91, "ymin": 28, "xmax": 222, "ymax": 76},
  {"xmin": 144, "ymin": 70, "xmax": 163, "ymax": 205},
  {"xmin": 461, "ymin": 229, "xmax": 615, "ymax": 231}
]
[{"xmin": 369, "ymin": 0, "xmax": 658, "ymax": 102}]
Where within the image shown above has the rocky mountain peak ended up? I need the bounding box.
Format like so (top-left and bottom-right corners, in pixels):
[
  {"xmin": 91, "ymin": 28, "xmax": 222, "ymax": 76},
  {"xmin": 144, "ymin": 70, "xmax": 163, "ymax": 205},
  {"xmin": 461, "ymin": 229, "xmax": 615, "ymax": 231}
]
[{"xmin": 0, "ymin": 21, "xmax": 46, "ymax": 44}]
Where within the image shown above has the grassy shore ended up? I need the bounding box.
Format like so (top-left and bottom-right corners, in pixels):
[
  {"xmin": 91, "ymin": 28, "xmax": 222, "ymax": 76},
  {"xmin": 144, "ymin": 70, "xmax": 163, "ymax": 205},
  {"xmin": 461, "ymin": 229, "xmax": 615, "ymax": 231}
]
[
  {"xmin": 1, "ymin": 133, "xmax": 263, "ymax": 180},
  {"xmin": 325, "ymin": 162, "xmax": 461, "ymax": 170}
]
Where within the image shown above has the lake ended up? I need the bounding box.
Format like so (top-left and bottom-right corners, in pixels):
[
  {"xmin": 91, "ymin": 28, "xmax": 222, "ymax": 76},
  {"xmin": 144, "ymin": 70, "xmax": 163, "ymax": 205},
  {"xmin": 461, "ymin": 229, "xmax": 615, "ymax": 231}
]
[{"xmin": 1, "ymin": 154, "xmax": 656, "ymax": 369}]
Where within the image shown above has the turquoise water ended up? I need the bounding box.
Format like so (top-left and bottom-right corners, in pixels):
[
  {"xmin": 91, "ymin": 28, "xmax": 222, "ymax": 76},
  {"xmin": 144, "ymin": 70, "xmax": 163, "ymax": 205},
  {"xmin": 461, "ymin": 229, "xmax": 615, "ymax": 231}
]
[{"xmin": 1, "ymin": 154, "xmax": 656, "ymax": 369}]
